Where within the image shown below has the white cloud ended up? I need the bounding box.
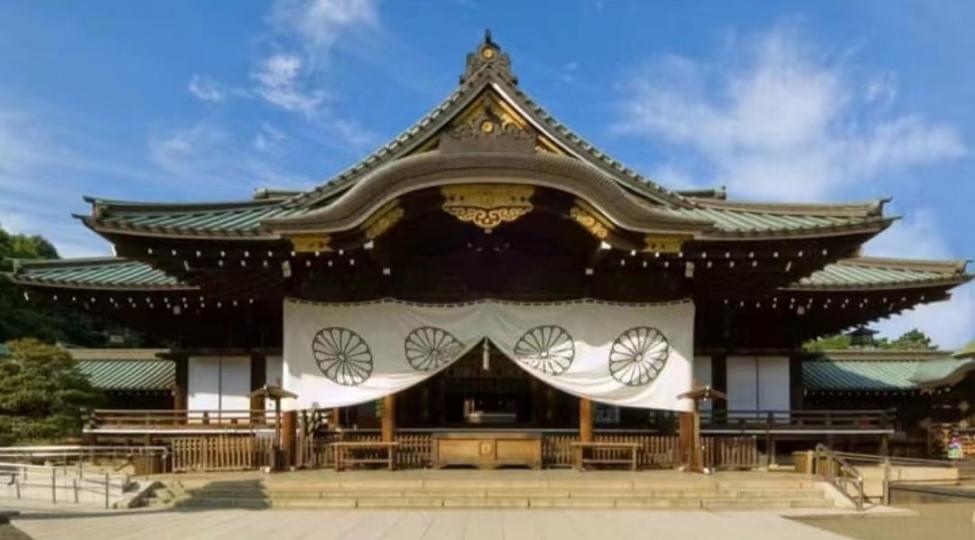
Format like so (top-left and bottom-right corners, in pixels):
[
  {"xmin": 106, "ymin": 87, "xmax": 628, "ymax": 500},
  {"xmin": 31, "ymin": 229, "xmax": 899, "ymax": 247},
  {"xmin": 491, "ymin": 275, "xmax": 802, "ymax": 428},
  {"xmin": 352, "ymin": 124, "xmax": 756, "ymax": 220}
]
[
  {"xmin": 252, "ymin": 54, "xmax": 327, "ymax": 117},
  {"xmin": 187, "ymin": 74, "xmax": 226, "ymax": 103},
  {"xmin": 254, "ymin": 0, "xmax": 377, "ymax": 111},
  {"xmin": 615, "ymin": 27, "xmax": 966, "ymax": 201},
  {"xmin": 864, "ymin": 72, "xmax": 897, "ymax": 108},
  {"xmin": 253, "ymin": 123, "xmax": 287, "ymax": 152},
  {"xmin": 268, "ymin": 0, "xmax": 377, "ymax": 61},
  {"xmin": 864, "ymin": 211, "xmax": 975, "ymax": 349},
  {"xmin": 148, "ymin": 123, "xmax": 306, "ymax": 192},
  {"xmin": 561, "ymin": 62, "xmax": 579, "ymax": 83}
]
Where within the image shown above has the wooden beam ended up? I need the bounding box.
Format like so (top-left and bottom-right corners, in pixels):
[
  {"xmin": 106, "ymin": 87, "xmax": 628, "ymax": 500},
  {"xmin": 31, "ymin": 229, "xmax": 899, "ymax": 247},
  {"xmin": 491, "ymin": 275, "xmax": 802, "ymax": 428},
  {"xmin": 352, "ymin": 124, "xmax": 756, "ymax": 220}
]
[
  {"xmin": 381, "ymin": 394, "xmax": 397, "ymax": 442},
  {"xmin": 579, "ymin": 398, "xmax": 593, "ymax": 443}
]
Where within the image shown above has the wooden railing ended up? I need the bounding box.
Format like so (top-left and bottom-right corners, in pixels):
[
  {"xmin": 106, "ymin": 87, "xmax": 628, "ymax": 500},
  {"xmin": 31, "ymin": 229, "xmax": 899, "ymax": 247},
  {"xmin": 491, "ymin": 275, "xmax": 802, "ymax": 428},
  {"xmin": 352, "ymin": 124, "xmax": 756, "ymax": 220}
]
[
  {"xmin": 291, "ymin": 431, "xmax": 757, "ymax": 472},
  {"xmin": 89, "ymin": 409, "xmax": 279, "ymax": 430},
  {"xmin": 170, "ymin": 437, "xmax": 275, "ymax": 473},
  {"xmin": 89, "ymin": 408, "xmax": 894, "ymax": 435},
  {"xmin": 699, "ymin": 409, "xmax": 894, "ymax": 431}
]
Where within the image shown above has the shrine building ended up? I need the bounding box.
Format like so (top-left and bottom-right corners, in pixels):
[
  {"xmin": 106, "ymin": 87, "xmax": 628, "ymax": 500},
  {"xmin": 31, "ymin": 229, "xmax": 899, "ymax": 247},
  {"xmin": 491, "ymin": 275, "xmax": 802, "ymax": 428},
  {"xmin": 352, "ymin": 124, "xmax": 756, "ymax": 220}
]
[{"xmin": 5, "ymin": 34, "xmax": 972, "ymax": 468}]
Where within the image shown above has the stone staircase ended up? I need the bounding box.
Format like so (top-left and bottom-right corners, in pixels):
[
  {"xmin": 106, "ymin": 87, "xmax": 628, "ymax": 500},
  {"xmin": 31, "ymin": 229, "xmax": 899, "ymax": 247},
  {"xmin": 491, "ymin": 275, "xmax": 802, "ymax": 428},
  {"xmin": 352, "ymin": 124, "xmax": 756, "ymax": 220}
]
[{"xmin": 169, "ymin": 473, "xmax": 834, "ymax": 510}]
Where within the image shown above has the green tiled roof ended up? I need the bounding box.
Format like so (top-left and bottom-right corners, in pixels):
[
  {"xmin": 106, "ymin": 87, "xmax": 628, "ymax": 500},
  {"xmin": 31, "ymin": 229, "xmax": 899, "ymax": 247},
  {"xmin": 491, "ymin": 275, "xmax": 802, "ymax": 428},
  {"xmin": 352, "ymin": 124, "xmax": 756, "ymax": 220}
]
[
  {"xmin": 787, "ymin": 257, "xmax": 970, "ymax": 291},
  {"xmin": 803, "ymin": 350, "xmax": 975, "ymax": 391},
  {"xmin": 911, "ymin": 357, "xmax": 975, "ymax": 387},
  {"xmin": 6, "ymin": 258, "xmax": 195, "ymax": 291},
  {"xmin": 661, "ymin": 205, "xmax": 885, "ymax": 235},
  {"xmin": 804, "ymin": 360, "xmax": 924, "ymax": 391},
  {"xmin": 954, "ymin": 340, "xmax": 975, "ymax": 359},
  {"xmin": 69, "ymin": 349, "xmax": 173, "ymax": 391},
  {"xmin": 76, "ymin": 360, "xmax": 174, "ymax": 391},
  {"xmin": 7, "ymin": 256, "xmax": 967, "ymax": 294},
  {"xmin": 83, "ymin": 198, "xmax": 311, "ymax": 238}
]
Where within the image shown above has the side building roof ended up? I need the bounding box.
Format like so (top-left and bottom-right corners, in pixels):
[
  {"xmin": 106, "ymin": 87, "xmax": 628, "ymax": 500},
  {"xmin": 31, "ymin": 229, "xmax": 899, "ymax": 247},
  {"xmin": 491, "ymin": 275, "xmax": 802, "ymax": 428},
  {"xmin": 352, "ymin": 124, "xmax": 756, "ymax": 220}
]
[
  {"xmin": 69, "ymin": 348, "xmax": 174, "ymax": 392},
  {"xmin": 803, "ymin": 349, "xmax": 975, "ymax": 392}
]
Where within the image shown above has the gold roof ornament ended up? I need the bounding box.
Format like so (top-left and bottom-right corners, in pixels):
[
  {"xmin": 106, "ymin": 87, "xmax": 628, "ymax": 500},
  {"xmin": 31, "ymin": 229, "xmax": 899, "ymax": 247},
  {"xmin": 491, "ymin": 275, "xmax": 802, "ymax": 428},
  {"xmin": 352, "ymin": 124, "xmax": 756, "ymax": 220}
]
[
  {"xmin": 288, "ymin": 233, "xmax": 332, "ymax": 253},
  {"xmin": 569, "ymin": 203, "xmax": 612, "ymax": 240},
  {"xmin": 362, "ymin": 200, "xmax": 405, "ymax": 241},
  {"xmin": 643, "ymin": 234, "xmax": 688, "ymax": 254},
  {"xmin": 440, "ymin": 184, "xmax": 534, "ymax": 233},
  {"xmin": 461, "ymin": 29, "xmax": 517, "ymax": 84}
]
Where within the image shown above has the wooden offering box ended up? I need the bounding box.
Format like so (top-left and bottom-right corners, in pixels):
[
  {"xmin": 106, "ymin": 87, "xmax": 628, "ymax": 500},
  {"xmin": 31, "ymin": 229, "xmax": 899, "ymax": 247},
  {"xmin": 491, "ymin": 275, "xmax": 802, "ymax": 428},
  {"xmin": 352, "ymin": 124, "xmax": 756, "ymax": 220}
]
[{"xmin": 432, "ymin": 432, "xmax": 542, "ymax": 469}]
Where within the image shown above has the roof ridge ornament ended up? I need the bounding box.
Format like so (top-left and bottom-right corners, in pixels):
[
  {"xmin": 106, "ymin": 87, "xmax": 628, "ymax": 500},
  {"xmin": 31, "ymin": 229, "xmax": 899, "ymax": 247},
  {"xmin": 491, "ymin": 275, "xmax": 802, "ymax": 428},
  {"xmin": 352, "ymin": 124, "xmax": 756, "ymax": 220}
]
[{"xmin": 461, "ymin": 28, "xmax": 517, "ymax": 85}]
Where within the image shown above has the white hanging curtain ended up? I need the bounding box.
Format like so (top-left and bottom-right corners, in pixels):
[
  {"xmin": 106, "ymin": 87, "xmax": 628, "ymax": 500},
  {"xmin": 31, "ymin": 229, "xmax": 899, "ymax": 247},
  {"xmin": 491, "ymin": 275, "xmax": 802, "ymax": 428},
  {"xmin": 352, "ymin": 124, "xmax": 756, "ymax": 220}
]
[{"xmin": 283, "ymin": 298, "xmax": 694, "ymax": 412}]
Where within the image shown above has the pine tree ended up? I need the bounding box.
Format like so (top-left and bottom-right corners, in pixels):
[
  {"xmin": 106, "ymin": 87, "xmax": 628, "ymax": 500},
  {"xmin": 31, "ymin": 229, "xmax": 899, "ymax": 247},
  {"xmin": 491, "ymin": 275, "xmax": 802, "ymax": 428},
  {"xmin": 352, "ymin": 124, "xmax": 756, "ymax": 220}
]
[{"xmin": 0, "ymin": 339, "xmax": 103, "ymax": 444}]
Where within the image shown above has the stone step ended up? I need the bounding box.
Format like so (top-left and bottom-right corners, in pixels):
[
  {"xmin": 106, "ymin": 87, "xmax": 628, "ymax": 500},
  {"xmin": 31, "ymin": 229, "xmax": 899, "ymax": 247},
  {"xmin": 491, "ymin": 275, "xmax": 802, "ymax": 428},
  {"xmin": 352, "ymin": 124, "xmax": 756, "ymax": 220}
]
[
  {"xmin": 176, "ymin": 495, "xmax": 833, "ymax": 510},
  {"xmin": 176, "ymin": 479, "xmax": 819, "ymax": 491},
  {"xmin": 183, "ymin": 487, "xmax": 825, "ymax": 501}
]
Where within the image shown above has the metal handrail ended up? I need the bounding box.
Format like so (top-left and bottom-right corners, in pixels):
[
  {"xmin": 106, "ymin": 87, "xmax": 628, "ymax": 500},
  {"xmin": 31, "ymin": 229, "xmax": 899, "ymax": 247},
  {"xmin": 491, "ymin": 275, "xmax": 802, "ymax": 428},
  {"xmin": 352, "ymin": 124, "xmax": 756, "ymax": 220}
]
[
  {"xmin": 0, "ymin": 445, "xmax": 169, "ymax": 461},
  {"xmin": 0, "ymin": 462, "xmax": 132, "ymax": 508},
  {"xmin": 814, "ymin": 444, "xmax": 866, "ymax": 511}
]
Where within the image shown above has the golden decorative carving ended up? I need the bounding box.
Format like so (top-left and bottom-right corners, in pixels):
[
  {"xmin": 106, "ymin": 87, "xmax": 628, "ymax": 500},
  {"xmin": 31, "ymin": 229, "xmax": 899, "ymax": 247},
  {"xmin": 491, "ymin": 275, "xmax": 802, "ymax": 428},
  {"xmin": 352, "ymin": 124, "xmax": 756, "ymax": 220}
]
[
  {"xmin": 289, "ymin": 234, "xmax": 332, "ymax": 253},
  {"xmin": 441, "ymin": 184, "xmax": 534, "ymax": 233},
  {"xmin": 643, "ymin": 234, "xmax": 688, "ymax": 254},
  {"xmin": 363, "ymin": 201, "xmax": 405, "ymax": 240},
  {"xmin": 569, "ymin": 203, "xmax": 612, "ymax": 240}
]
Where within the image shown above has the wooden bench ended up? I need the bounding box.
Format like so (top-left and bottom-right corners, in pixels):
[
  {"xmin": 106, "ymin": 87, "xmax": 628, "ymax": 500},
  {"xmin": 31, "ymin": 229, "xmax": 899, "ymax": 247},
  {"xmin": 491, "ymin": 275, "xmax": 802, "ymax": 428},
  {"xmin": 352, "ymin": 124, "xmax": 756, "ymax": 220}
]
[
  {"xmin": 571, "ymin": 442, "xmax": 639, "ymax": 471},
  {"xmin": 331, "ymin": 441, "xmax": 399, "ymax": 471}
]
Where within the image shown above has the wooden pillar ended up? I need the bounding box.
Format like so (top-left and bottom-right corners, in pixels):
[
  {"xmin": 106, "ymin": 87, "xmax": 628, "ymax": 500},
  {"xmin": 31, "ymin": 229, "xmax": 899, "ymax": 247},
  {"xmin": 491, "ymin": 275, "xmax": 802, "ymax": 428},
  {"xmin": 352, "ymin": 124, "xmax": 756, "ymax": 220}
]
[
  {"xmin": 282, "ymin": 410, "xmax": 297, "ymax": 469},
  {"xmin": 679, "ymin": 410, "xmax": 703, "ymax": 471},
  {"xmin": 579, "ymin": 398, "xmax": 593, "ymax": 442},
  {"xmin": 173, "ymin": 356, "xmax": 188, "ymax": 418},
  {"xmin": 381, "ymin": 394, "xmax": 397, "ymax": 442},
  {"xmin": 250, "ymin": 354, "xmax": 266, "ymax": 402}
]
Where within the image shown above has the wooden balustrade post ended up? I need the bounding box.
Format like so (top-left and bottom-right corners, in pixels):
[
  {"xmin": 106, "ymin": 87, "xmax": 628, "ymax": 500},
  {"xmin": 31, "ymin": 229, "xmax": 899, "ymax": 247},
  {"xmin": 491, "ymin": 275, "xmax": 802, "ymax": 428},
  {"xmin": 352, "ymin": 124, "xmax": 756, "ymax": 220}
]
[
  {"xmin": 579, "ymin": 398, "xmax": 593, "ymax": 443},
  {"xmin": 381, "ymin": 394, "xmax": 397, "ymax": 443},
  {"xmin": 282, "ymin": 410, "xmax": 297, "ymax": 470}
]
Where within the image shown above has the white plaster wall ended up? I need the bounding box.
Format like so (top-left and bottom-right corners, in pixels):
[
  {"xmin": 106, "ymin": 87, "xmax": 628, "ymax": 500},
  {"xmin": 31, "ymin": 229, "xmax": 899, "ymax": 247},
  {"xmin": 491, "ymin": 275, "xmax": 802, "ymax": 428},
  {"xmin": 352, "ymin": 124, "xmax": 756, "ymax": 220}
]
[
  {"xmin": 188, "ymin": 356, "xmax": 251, "ymax": 414},
  {"xmin": 265, "ymin": 355, "xmax": 285, "ymax": 411},
  {"xmin": 220, "ymin": 356, "xmax": 251, "ymax": 412},
  {"xmin": 188, "ymin": 357, "xmax": 221, "ymax": 411},
  {"xmin": 727, "ymin": 356, "xmax": 759, "ymax": 411},
  {"xmin": 757, "ymin": 356, "xmax": 790, "ymax": 411},
  {"xmin": 693, "ymin": 356, "xmax": 713, "ymax": 411},
  {"xmin": 265, "ymin": 355, "xmax": 284, "ymax": 387},
  {"xmin": 726, "ymin": 355, "xmax": 791, "ymax": 413}
]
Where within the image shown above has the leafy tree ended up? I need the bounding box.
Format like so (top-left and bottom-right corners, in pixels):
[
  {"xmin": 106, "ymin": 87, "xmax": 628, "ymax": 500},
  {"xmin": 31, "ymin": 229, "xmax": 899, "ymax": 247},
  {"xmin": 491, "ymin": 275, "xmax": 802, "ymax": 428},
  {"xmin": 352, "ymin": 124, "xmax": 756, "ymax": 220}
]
[
  {"xmin": 0, "ymin": 224, "xmax": 108, "ymax": 345},
  {"xmin": 804, "ymin": 334, "xmax": 852, "ymax": 351},
  {"xmin": 804, "ymin": 328, "xmax": 939, "ymax": 351},
  {"xmin": 0, "ymin": 339, "xmax": 103, "ymax": 444},
  {"xmin": 887, "ymin": 328, "xmax": 937, "ymax": 350}
]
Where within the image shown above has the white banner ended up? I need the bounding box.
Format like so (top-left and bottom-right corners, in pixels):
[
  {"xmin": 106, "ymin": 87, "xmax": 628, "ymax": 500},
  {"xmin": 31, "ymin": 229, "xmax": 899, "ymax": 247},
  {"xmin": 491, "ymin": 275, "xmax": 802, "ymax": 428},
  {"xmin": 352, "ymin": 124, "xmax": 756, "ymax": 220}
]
[{"xmin": 283, "ymin": 298, "xmax": 694, "ymax": 412}]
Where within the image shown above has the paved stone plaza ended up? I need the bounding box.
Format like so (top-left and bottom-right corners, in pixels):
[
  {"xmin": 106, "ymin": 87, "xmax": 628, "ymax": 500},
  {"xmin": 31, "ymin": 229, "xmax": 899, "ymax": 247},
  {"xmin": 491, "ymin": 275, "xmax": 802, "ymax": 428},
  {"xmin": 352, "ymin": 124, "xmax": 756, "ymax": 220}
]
[{"xmin": 10, "ymin": 508, "xmax": 855, "ymax": 540}]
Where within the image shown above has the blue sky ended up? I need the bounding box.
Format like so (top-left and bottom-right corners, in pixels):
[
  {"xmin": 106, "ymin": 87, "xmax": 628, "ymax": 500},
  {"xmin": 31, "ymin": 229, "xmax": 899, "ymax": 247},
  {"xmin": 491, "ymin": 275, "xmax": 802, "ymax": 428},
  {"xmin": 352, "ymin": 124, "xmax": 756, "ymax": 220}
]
[{"xmin": 1, "ymin": 0, "xmax": 973, "ymax": 347}]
